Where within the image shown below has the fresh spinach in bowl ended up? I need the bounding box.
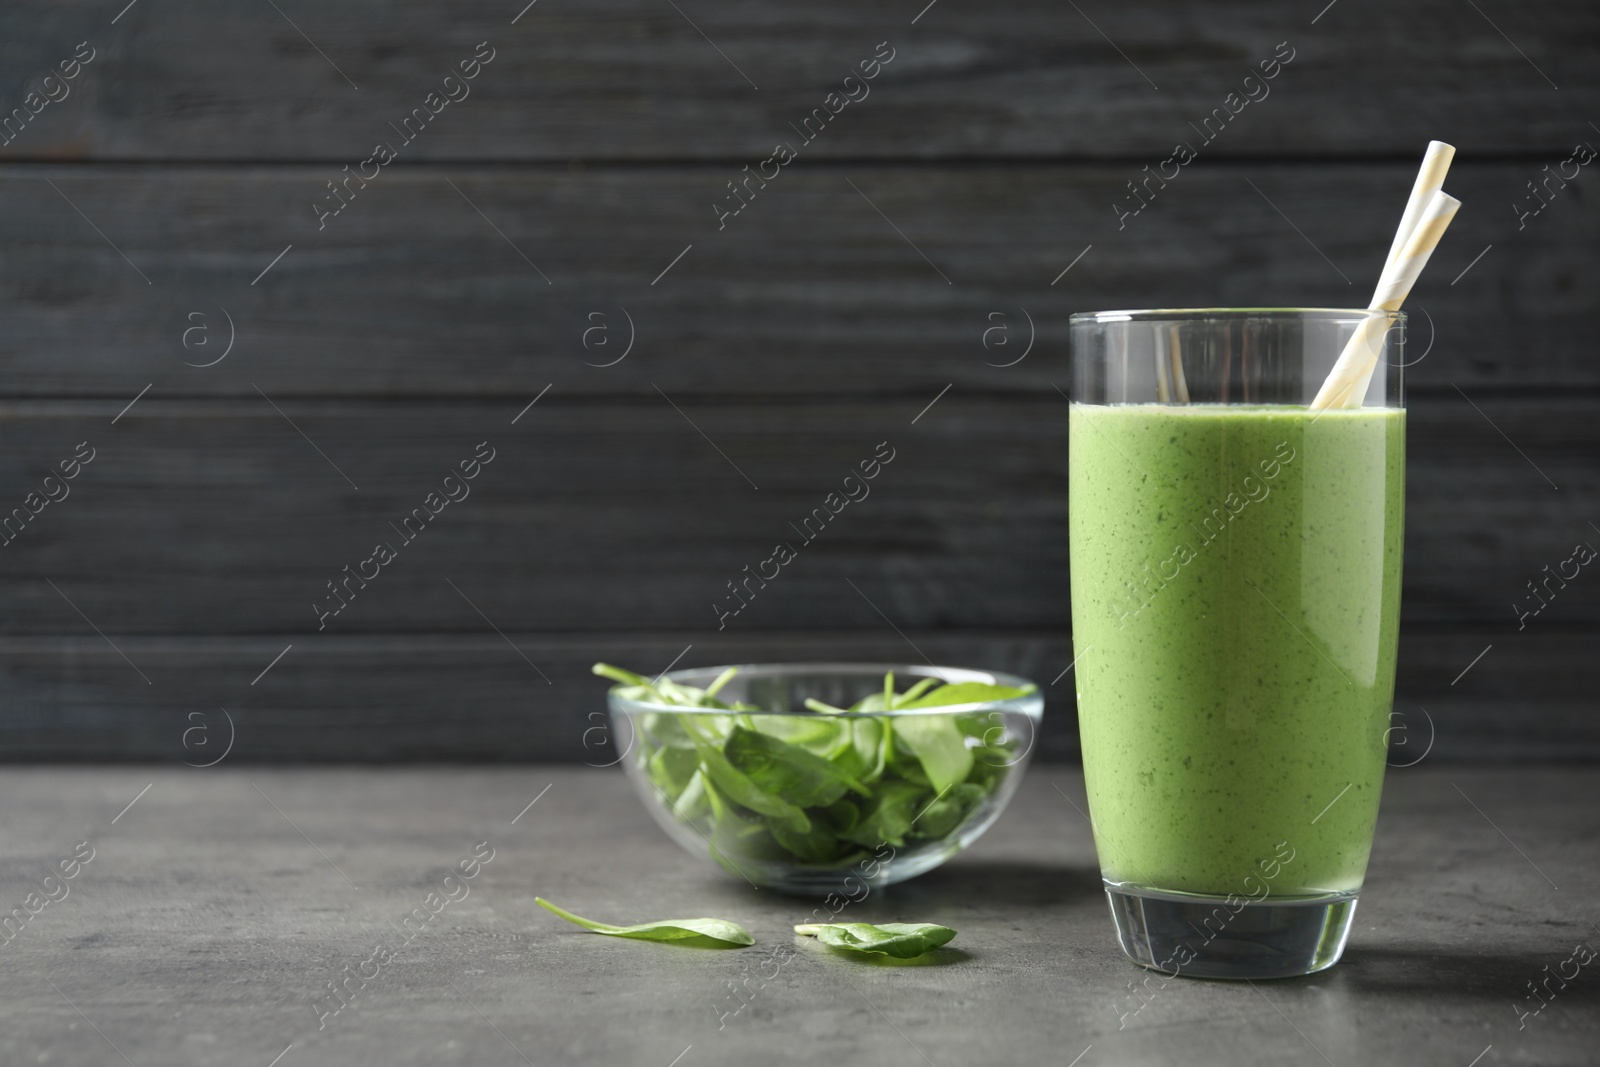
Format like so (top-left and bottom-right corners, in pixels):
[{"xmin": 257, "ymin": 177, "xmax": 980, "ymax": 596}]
[{"xmin": 594, "ymin": 664, "xmax": 1035, "ymax": 867}]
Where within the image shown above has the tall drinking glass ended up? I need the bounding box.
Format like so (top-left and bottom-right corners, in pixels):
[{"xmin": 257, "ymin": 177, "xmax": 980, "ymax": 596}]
[{"xmin": 1068, "ymin": 309, "xmax": 1405, "ymax": 979}]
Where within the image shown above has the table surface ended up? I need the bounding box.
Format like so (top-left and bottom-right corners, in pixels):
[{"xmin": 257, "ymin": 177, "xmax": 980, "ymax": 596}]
[{"xmin": 2, "ymin": 764, "xmax": 1595, "ymax": 1067}]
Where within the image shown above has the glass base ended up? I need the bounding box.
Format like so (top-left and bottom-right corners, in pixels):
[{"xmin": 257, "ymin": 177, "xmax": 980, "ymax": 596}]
[{"xmin": 1106, "ymin": 886, "xmax": 1358, "ymax": 980}]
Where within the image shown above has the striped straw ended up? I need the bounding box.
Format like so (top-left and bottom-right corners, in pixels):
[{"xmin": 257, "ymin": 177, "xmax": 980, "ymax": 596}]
[{"xmin": 1310, "ymin": 190, "xmax": 1461, "ymax": 410}]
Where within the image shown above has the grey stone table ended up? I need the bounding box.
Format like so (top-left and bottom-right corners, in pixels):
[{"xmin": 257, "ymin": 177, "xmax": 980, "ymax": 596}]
[{"xmin": 1, "ymin": 765, "xmax": 1595, "ymax": 1067}]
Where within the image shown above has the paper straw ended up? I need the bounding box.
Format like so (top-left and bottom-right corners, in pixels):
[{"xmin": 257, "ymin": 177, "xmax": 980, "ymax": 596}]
[
  {"xmin": 1382, "ymin": 141, "xmax": 1456, "ymax": 268},
  {"xmin": 1308, "ymin": 142, "xmax": 1457, "ymax": 410},
  {"xmin": 1310, "ymin": 190, "xmax": 1461, "ymax": 410}
]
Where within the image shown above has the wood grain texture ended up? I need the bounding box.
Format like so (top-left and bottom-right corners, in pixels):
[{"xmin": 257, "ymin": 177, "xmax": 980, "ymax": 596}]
[
  {"xmin": 0, "ymin": 628, "xmax": 1590, "ymax": 762},
  {"xmin": 0, "ymin": 162, "xmax": 1592, "ymax": 398},
  {"xmin": 0, "ymin": 395, "xmax": 1592, "ymax": 638},
  {"xmin": 0, "ymin": 1, "xmax": 1594, "ymax": 761},
  {"xmin": 0, "ymin": 1, "xmax": 1593, "ymax": 161}
]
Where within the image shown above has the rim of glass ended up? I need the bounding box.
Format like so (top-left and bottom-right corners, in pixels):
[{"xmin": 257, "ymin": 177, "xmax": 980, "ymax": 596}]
[
  {"xmin": 605, "ymin": 662, "xmax": 1044, "ymax": 718},
  {"xmin": 1070, "ymin": 307, "xmax": 1404, "ymax": 324}
]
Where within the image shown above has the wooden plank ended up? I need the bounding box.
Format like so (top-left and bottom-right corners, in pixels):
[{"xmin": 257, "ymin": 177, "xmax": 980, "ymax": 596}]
[
  {"xmin": 0, "ymin": 395, "xmax": 1592, "ymax": 635},
  {"xmin": 0, "ymin": 1, "xmax": 1593, "ymax": 160},
  {"xmin": 0, "ymin": 628, "xmax": 1591, "ymax": 762},
  {"xmin": 0, "ymin": 162, "xmax": 1593, "ymax": 396}
]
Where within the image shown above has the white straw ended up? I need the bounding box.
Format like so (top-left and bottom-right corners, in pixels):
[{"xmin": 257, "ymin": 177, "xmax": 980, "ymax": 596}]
[
  {"xmin": 1309, "ymin": 141, "xmax": 1458, "ymax": 410},
  {"xmin": 1310, "ymin": 190, "xmax": 1461, "ymax": 410},
  {"xmin": 1383, "ymin": 141, "xmax": 1456, "ymax": 268}
]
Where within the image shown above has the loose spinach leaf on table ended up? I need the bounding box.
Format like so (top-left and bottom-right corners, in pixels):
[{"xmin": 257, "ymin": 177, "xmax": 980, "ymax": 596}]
[
  {"xmin": 536, "ymin": 897, "xmax": 754, "ymax": 947},
  {"xmin": 794, "ymin": 921, "xmax": 957, "ymax": 958}
]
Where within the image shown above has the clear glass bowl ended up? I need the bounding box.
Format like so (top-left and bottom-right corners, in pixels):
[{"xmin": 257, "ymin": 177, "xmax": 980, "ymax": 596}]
[{"xmin": 607, "ymin": 663, "xmax": 1043, "ymax": 895}]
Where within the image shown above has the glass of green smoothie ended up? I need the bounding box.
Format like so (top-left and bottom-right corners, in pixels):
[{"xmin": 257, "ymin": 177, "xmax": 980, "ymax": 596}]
[{"xmin": 1068, "ymin": 308, "xmax": 1405, "ymax": 980}]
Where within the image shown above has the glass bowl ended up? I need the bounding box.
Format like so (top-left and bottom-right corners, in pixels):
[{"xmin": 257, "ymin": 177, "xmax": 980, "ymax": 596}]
[{"xmin": 607, "ymin": 662, "xmax": 1043, "ymax": 895}]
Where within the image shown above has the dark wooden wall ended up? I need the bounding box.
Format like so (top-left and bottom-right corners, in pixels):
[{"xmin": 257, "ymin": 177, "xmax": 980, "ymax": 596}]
[{"xmin": 0, "ymin": 0, "xmax": 1595, "ymax": 762}]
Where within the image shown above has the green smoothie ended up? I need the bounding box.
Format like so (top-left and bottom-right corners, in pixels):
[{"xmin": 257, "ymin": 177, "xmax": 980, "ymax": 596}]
[{"xmin": 1069, "ymin": 403, "xmax": 1404, "ymax": 898}]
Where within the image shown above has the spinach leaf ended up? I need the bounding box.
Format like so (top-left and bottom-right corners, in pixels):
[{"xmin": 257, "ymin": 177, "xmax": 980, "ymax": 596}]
[
  {"xmin": 640, "ymin": 710, "xmax": 697, "ymax": 750},
  {"xmin": 702, "ymin": 667, "xmax": 738, "ymax": 702},
  {"xmin": 724, "ymin": 726, "xmax": 870, "ymax": 808},
  {"xmin": 819, "ymin": 797, "xmax": 861, "ymax": 834},
  {"xmin": 602, "ymin": 664, "xmax": 1030, "ymax": 872},
  {"xmin": 909, "ymin": 782, "xmax": 986, "ymax": 838},
  {"xmin": 593, "ymin": 662, "xmax": 757, "ymax": 711},
  {"xmin": 668, "ymin": 768, "xmax": 711, "ymax": 821},
  {"xmin": 646, "ymin": 745, "xmax": 699, "ymax": 799},
  {"xmin": 840, "ymin": 779, "xmax": 929, "ymax": 848},
  {"xmin": 794, "ymin": 921, "xmax": 956, "ymax": 958},
  {"xmin": 748, "ymin": 714, "xmax": 853, "ymax": 758},
  {"xmin": 769, "ymin": 814, "xmax": 849, "ymax": 863},
  {"xmin": 828, "ymin": 718, "xmax": 886, "ymax": 783},
  {"xmin": 709, "ymin": 807, "xmax": 791, "ymax": 864},
  {"xmin": 592, "ymin": 663, "xmax": 651, "ymax": 688},
  {"xmin": 899, "ymin": 680, "xmax": 1034, "ymax": 708},
  {"xmin": 692, "ymin": 739, "xmax": 813, "ymax": 834},
  {"xmin": 537, "ymin": 897, "xmax": 754, "ymax": 947},
  {"xmin": 892, "ymin": 677, "xmax": 941, "ymax": 707},
  {"xmin": 890, "ymin": 715, "xmax": 974, "ymax": 795}
]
